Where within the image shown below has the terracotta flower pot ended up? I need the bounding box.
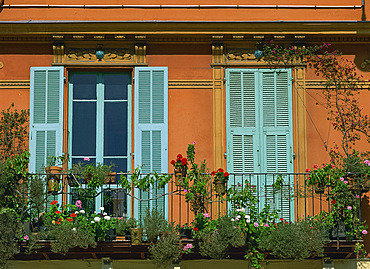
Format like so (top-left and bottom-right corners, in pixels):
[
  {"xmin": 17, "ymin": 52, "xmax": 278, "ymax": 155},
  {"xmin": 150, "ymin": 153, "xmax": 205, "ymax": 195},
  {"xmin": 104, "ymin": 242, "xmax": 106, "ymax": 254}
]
[
  {"xmin": 214, "ymin": 180, "xmax": 227, "ymax": 195},
  {"xmin": 45, "ymin": 166, "xmax": 62, "ymax": 194},
  {"xmin": 130, "ymin": 228, "xmax": 143, "ymax": 245},
  {"xmin": 174, "ymin": 167, "xmax": 187, "ymax": 186}
]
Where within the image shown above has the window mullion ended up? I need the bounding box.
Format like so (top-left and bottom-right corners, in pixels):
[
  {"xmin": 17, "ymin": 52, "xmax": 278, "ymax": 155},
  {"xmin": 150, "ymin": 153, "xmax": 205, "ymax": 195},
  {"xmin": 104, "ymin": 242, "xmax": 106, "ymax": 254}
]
[{"xmin": 96, "ymin": 73, "xmax": 104, "ymax": 164}]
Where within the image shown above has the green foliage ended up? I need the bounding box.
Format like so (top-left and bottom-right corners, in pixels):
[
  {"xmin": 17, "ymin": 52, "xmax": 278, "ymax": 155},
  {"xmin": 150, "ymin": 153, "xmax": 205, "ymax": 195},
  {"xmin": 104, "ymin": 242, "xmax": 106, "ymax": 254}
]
[
  {"xmin": 198, "ymin": 215, "xmax": 244, "ymax": 259},
  {"xmin": 259, "ymin": 218, "xmax": 329, "ymax": 260},
  {"xmin": 119, "ymin": 165, "xmax": 172, "ymax": 191},
  {"xmin": 29, "ymin": 175, "xmax": 45, "ymax": 212},
  {"xmin": 115, "ymin": 217, "xmax": 137, "ymax": 235},
  {"xmin": 0, "ymin": 208, "xmax": 21, "ymax": 269},
  {"xmin": 148, "ymin": 225, "xmax": 182, "ymax": 268},
  {"xmin": 181, "ymin": 143, "xmax": 212, "ymax": 215},
  {"xmin": 46, "ymin": 153, "xmax": 68, "ymax": 168},
  {"xmin": 143, "ymin": 208, "xmax": 169, "ymax": 243},
  {"xmin": 0, "ymin": 103, "xmax": 29, "ymax": 161}
]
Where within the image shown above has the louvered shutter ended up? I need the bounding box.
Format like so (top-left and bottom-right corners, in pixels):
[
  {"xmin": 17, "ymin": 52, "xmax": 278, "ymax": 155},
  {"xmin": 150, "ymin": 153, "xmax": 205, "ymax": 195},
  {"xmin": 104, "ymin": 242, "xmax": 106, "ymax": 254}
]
[
  {"xmin": 226, "ymin": 70, "xmax": 259, "ymax": 177},
  {"xmin": 260, "ymin": 69, "xmax": 294, "ymax": 221},
  {"xmin": 134, "ymin": 67, "xmax": 168, "ymax": 222},
  {"xmin": 29, "ymin": 67, "xmax": 64, "ymax": 206},
  {"xmin": 226, "ymin": 68, "xmax": 294, "ymax": 220}
]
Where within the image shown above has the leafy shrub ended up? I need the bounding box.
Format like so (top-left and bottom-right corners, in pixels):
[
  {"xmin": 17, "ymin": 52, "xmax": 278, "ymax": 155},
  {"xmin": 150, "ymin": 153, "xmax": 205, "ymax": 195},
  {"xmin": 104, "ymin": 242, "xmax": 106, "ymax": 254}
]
[
  {"xmin": 144, "ymin": 208, "xmax": 168, "ymax": 243},
  {"xmin": 259, "ymin": 219, "xmax": 329, "ymax": 260},
  {"xmin": 199, "ymin": 215, "xmax": 245, "ymax": 259},
  {"xmin": 0, "ymin": 208, "xmax": 21, "ymax": 268}
]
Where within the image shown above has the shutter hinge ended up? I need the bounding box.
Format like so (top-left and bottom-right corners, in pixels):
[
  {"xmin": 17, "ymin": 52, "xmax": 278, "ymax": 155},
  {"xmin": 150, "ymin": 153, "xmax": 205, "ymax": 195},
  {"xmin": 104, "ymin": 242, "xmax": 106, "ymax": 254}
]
[
  {"xmin": 132, "ymin": 77, "xmax": 135, "ymax": 82},
  {"xmin": 224, "ymin": 152, "xmax": 227, "ymax": 159},
  {"xmin": 132, "ymin": 152, "xmax": 134, "ymax": 159}
]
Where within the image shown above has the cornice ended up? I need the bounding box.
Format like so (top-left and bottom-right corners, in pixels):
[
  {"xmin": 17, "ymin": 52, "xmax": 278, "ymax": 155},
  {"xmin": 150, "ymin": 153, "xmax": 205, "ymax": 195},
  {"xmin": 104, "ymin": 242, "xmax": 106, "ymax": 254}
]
[
  {"xmin": 305, "ymin": 80, "xmax": 370, "ymax": 89},
  {"xmin": 1, "ymin": 21, "xmax": 370, "ymax": 37}
]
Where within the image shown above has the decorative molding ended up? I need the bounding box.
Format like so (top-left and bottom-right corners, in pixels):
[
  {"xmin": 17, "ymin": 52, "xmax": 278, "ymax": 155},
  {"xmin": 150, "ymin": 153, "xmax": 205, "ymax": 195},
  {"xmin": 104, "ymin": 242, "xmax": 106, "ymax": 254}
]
[
  {"xmin": 253, "ymin": 35, "xmax": 264, "ymax": 39},
  {"xmin": 66, "ymin": 47, "xmax": 133, "ymax": 63},
  {"xmin": 226, "ymin": 48, "xmax": 257, "ymax": 62},
  {"xmin": 115, "ymin": 35, "xmax": 126, "ymax": 39},
  {"xmin": 0, "ymin": 80, "xmax": 30, "ymax": 89},
  {"xmin": 52, "ymin": 35, "xmax": 64, "ymax": 39},
  {"xmin": 274, "ymin": 35, "xmax": 286, "ymax": 39},
  {"xmin": 0, "ymin": 61, "xmax": 3, "ymax": 69},
  {"xmin": 134, "ymin": 44, "xmax": 146, "ymax": 64},
  {"xmin": 73, "ymin": 35, "xmax": 85, "ymax": 39},
  {"xmin": 360, "ymin": 57, "xmax": 370, "ymax": 71},
  {"xmin": 212, "ymin": 44, "xmax": 224, "ymax": 64},
  {"xmin": 168, "ymin": 80, "xmax": 213, "ymax": 89},
  {"xmin": 212, "ymin": 35, "xmax": 224, "ymax": 39},
  {"xmin": 305, "ymin": 79, "xmax": 370, "ymax": 88},
  {"xmin": 53, "ymin": 43, "xmax": 65, "ymax": 64},
  {"xmin": 233, "ymin": 35, "xmax": 244, "ymax": 39},
  {"xmin": 93, "ymin": 35, "xmax": 105, "ymax": 39}
]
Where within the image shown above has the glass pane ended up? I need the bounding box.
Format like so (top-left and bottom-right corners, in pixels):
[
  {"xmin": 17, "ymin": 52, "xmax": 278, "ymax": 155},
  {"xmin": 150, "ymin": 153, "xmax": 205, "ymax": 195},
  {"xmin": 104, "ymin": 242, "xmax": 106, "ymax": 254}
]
[
  {"xmin": 72, "ymin": 74, "xmax": 97, "ymax": 100},
  {"xmin": 103, "ymin": 189, "xmax": 127, "ymax": 217},
  {"xmin": 72, "ymin": 102, "xmax": 96, "ymax": 156},
  {"xmin": 104, "ymin": 102, "xmax": 127, "ymax": 156},
  {"xmin": 104, "ymin": 158, "xmax": 127, "ymax": 173},
  {"xmin": 104, "ymin": 74, "xmax": 130, "ymax": 100}
]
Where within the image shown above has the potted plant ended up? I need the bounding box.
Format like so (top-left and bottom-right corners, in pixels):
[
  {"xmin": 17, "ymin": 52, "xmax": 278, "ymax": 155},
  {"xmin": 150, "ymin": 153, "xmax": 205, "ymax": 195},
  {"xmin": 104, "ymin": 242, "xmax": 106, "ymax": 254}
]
[
  {"xmin": 305, "ymin": 163, "xmax": 338, "ymax": 194},
  {"xmin": 342, "ymin": 150, "xmax": 370, "ymax": 192},
  {"xmin": 179, "ymin": 223, "xmax": 192, "ymax": 239},
  {"xmin": 45, "ymin": 153, "xmax": 68, "ymax": 194},
  {"xmin": 130, "ymin": 221, "xmax": 143, "ymax": 245},
  {"xmin": 170, "ymin": 153, "xmax": 188, "ymax": 186},
  {"xmin": 143, "ymin": 208, "xmax": 168, "ymax": 244},
  {"xmin": 211, "ymin": 168, "xmax": 229, "ymax": 196}
]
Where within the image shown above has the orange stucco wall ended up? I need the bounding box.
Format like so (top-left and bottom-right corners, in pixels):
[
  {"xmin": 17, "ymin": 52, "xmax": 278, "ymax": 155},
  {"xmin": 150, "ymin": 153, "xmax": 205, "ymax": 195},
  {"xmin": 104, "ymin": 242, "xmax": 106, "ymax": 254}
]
[{"xmin": 0, "ymin": 0, "xmax": 363, "ymax": 21}]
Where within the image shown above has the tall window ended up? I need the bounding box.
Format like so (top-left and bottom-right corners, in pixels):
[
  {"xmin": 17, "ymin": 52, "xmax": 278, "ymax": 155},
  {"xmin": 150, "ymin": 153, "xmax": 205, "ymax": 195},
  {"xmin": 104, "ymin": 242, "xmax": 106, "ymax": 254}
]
[
  {"xmin": 226, "ymin": 68, "xmax": 294, "ymax": 220},
  {"xmin": 68, "ymin": 72, "xmax": 131, "ymax": 215},
  {"xmin": 69, "ymin": 72, "xmax": 130, "ymax": 172}
]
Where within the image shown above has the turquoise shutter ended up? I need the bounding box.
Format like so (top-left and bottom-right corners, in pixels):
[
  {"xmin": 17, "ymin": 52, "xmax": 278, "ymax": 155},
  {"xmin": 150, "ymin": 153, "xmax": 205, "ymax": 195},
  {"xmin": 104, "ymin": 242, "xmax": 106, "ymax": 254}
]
[
  {"xmin": 29, "ymin": 67, "xmax": 64, "ymax": 173},
  {"xmin": 226, "ymin": 68, "xmax": 294, "ymax": 221},
  {"xmin": 260, "ymin": 69, "xmax": 294, "ymax": 221},
  {"xmin": 29, "ymin": 67, "xmax": 64, "ymax": 207},
  {"xmin": 226, "ymin": 70, "xmax": 259, "ymax": 177},
  {"xmin": 134, "ymin": 67, "xmax": 168, "ymax": 221}
]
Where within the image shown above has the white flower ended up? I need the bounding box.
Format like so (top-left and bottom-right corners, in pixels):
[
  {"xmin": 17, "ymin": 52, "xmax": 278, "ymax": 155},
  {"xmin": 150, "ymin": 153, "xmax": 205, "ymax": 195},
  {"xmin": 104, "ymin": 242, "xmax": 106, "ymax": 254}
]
[
  {"xmin": 104, "ymin": 216, "xmax": 111, "ymax": 221},
  {"xmin": 72, "ymin": 227, "xmax": 77, "ymax": 231},
  {"xmin": 80, "ymin": 210, "xmax": 85, "ymax": 214},
  {"xmin": 94, "ymin": 217, "xmax": 101, "ymax": 222},
  {"xmin": 236, "ymin": 208, "xmax": 241, "ymax": 212},
  {"xmin": 245, "ymin": 215, "xmax": 251, "ymax": 223},
  {"xmin": 240, "ymin": 208, "xmax": 245, "ymax": 212},
  {"xmin": 236, "ymin": 215, "xmax": 241, "ymax": 220},
  {"xmin": 91, "ymin": 221, "xmax": 94, "ymax": 223},
  {"xmin": 245, "ymin": 214, "xmax": 250, "ymax": 219},
  {"xmin": 75, "ymin": 211, "xmax": 79, "ymax": 215},
  {"xmin": 103, "ymin": 212, "xmax": 107, "ymax": 216},
  {"xmin": 231, "ymin": 218, "xmax": 235, "ymax": 222},
  {"xmin": 99, "ymin": 207, "xmax": 104, "ymax": 211}
]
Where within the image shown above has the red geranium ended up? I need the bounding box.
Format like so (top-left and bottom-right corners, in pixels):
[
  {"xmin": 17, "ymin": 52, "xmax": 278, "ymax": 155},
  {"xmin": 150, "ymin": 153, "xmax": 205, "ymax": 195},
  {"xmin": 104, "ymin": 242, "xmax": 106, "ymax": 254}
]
[
  {"xmin": 170, "ymin": 160, "xmax": 176, "ymax": 165},
  {"xmin": 212, "ymin": 168, "xmax": 230, "ymax": 182},
  {"xmin": 70, "ymin": 213, "xmax": 77, "ymax": 218},
  {"xmin": 224, "ymin": 172, "xmax": 229, "ymax": 177},
  {"xmin": 177, "ymin": 154, "xmax": 183, "ymax": 161},
  {"xmin": 50, "ymin": 200, "xmax": 58, "ymax": 205},
  {"xmin": 217, "ymin": 168, "xmax": 224, "ymax": 173},
  {"xmin": 67, "ymin": 218, "xmax": 73, "ymax": 222},
  {"xmin": 211, "ymin": 171, "xmax": 216, "ymax": 176},
  {"xmin": 55, "ymin": 221, "xmax": 61, "ymax": 225},
  {"xmin": 332, "ymin": 200, "xmax": 337, "ymax": 205},
  {"xmin": 55, "ymin": 210, "xmax": 61, "ymax": 214},
  {"xmin": 193, "ymin": 227, "xmax": 199, "ymax": 231},
  {"xmin": 181, "ymin": 158, "xmax": 187, "ymax": 166}
]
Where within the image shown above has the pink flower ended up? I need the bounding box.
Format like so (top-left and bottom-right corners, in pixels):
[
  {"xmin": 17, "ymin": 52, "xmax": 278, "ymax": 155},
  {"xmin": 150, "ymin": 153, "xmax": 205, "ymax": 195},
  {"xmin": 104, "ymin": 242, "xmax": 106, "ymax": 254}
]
[
  {"xmin": 203, "ymin": 213, "xmax": 210, "ymax": 218},
  {"xmin": 344, "ymin": 181, "xmax": 348, "ymax": 184},
  {"xmin": 84, "ymin": 157, "xmax": 90, "ymax": 161},
  {"xmin": 23, "ymin": 235, "xmax": 29, "ymax": 240},
  {"xmin": 193, "ymin": 142, "xmax": 196, "ymax": 145},
  {"xmin": 264, "ymin": 223, "xmax": 269, "ymax": 227},
  {"xmin": 340, "ymin": 177, "xmax": 344, "ymax": 181},
  {"xmin": 362, "ymin": 230, "xmax": 368, "ymax": 235},
  {"xmin": 356, "ymin": 195, "xmax": 360, "ymax": 199},
  {"xmin": 254, "ymin": 222, "xmax": 259, "ymax": 227},
  {"xmin": 75, "ymin": 200, "xmax": 82, "ymax": 209},
  {"xmin": 184, "ymin": 189, "xmax": 187, "ymax": 193},
  {"xmin": 347, "ymin": 206, "xmax": 352, "ymax": 210}
]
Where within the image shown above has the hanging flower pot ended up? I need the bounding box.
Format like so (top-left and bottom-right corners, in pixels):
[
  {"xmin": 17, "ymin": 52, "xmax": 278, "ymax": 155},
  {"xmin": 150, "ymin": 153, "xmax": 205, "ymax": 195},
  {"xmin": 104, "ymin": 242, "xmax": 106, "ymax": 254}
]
[
  {"xmin": 106, "ymin": 172, "xmax": 117, "ymax": 184},
  {"xmin": 174, "ymin": 167, "xmax": 187, "ymax": 186},
  {"xmin": 211, "ymin": 168, "xmax": 229, "ymax": 196},
  {"xmin": 171, "ymin": 153, "xmax": 188, "ymax": 187},
  {"xmin": 45, "ymin": 166, "xmax": 62, "ymax": 194},
  {"xmin": 214, "ymin": 180, "xmax": 227, "ymax": 195}
]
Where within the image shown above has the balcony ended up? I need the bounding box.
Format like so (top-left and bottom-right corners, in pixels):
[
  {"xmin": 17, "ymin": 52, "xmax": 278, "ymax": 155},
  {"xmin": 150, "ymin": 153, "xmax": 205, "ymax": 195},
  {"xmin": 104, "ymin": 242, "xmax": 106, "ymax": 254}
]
[{"xmin": 4, "ymin": 171, "xmax": 365, "ymax": 267}]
